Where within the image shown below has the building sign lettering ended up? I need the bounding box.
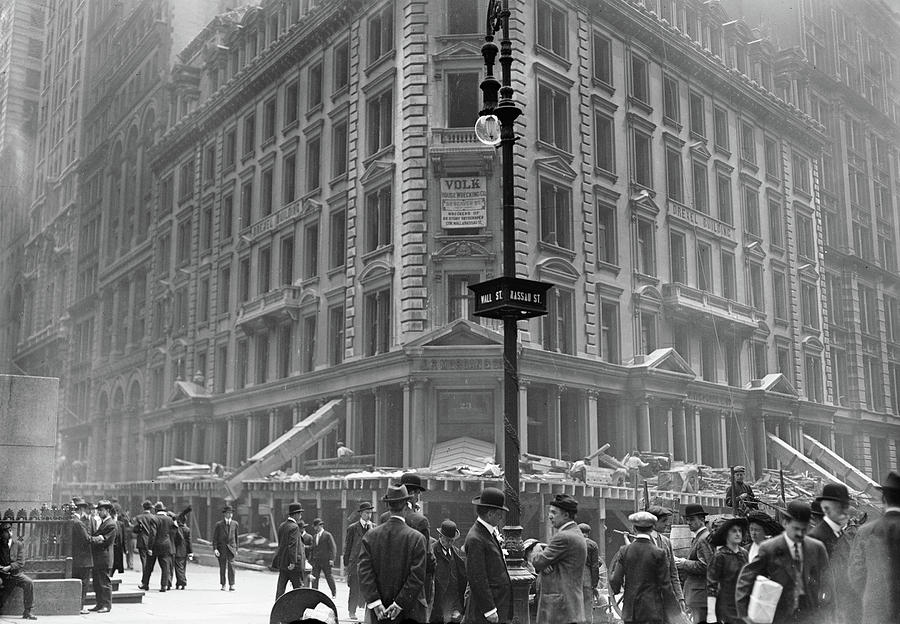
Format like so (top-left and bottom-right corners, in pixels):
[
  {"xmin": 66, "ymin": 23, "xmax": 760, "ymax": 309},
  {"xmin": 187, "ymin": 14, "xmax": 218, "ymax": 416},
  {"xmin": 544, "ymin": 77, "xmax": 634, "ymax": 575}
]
[
  {"xmin": 423, "ymin": 358, "xmax": 503, "ymax": 371},
  {"xmin": 470, "ymin": 276, "xmax": 553, "ymax": 319},
  {"xmin": 441, "ymin": 176, "xmax": 487, "ymax": 229},
  {"xmin": 668, "ymin": 201, "xmax": 735, "ymax": 239}
]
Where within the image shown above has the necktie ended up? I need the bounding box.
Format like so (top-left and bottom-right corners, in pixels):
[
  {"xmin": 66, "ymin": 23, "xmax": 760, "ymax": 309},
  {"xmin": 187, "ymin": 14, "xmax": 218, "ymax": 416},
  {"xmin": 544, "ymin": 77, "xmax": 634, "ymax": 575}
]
[{"xmin": 792, "ymin": 542, "xmax": 804, "ymax": 608}]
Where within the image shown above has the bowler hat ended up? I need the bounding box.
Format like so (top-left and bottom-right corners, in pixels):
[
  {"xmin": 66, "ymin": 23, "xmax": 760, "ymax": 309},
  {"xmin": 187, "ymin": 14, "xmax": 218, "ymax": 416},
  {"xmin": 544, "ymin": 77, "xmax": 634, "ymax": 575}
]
[
  {"xmin": 398, "ymin": 473, "xmax": 427, "ymax": 493},
  {"xmin": 472, "ymin": 487, "xmax": 509, "ymax": 511},
  {"xmin": 647, "ymin": 505, "xmax": 672, "ymax": 519},
  {"xmin": 71, "ymin": 496, "xmax": 88, "ymax": 508},
  {"xmin": 782, "ymin": 500, "xmax": 812, "ymax": 524},
  {"xmin": 876, "ymin": 471, "xmax": 900, "ymax": 492},
  {"xmin": 142, "ymin": 500, "xmax": 153, "ymax": 510},
  {"xmin": 357, "ymin": 501, "xmax": 374, "ymax": 513},
  {"xmin": 382, "ymin": 485, "xmax": 412, "ymax": 503},
  {"xmin": 810, "ymin": 500, "xmax": 824, "ymax": 518},
  {"xmin": 153, "ymin": 501, "xmax": 166, "ymax": 512},
  {"xmin": 577, "ymin": 523, "xmax": 592, "ymax": 535},
  {"xmin": 437, "ymin": 519, "xmax": 460, "ymax": 539},
  {"xmin": 816, "ymin": 483, "xmax": 851, "ymax": 505},
  {"xmin": 95, "ymin": 500, "xmax": 113, "ymax": 510},
  {"xmin": 222, "ymin": 505, "xmax": 233, "ymax": 513},
  {"xmin": 709, "ymin": 516, "xmax": 749, "ymax": 547},
  {"xmin": 549, "ymin": 494, "xmax": 578, "ymax": 514},
  {"xmin": 683, "ymin": 504, "xmax": 708, "ymax": 518},
  {"xmin": 287, "ymin": 502, "xmax": 304, "ymax": 515},
  {"xmin": 747, "ymin": 510, "xmax": 784, "ymax": 536},
  {"xmin": 629, "ymin": 511, "xmax": 657, "ymax": 529}
]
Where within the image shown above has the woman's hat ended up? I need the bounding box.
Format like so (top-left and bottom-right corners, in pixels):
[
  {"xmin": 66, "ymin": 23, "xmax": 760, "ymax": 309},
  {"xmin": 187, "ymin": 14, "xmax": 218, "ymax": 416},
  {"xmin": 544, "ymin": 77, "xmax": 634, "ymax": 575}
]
[
  {"xmin": 472, "ymin": 487, "xmax": 509, "ymax": 511},
  {"xmin": 747, "ymin": 510, "xmax": 783, "ymax": 536},
  {"xmin": 709, "ymin": 516, "xmax": 749, "ymax": 547},
  {"xmin": 382, "ymin": 485, "xmax": 412, "ymax": 503},
  {"xmin": 437, "ymin": 519, "xmax": 460, "ymax": 539}
]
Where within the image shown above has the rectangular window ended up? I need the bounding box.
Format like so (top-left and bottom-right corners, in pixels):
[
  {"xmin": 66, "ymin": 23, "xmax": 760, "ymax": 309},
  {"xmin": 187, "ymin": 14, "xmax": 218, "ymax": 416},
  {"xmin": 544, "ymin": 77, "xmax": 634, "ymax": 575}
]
[
  {"xmin": 173, "ymin": 287, "xmax": 188, "ymax": 333},
  {"xmin": 368, "ymin": 4, "xmax": 394, "ymax": 63},
  {"xmin": 306, "ymin": 136, "xmax": 321, "ymax": 192},
  {"xmin": 827, "ymin": 274, "xmax": 844, "ymax": 326},
  {"xmin": 670, "ymin": 230, "xmax": 687, "ymax": 284},
  {"xmin": 764, "ymin": 136, "xmax": 779, "ymax": 178},
  {"xmin": 666, "ymin": 147, "xmax": 683, "ymax": 201},
  {"xmin": 859, "ymin": 285, "xmax": 878, "ymax": 335},
  {"xmin": 284, "ymin": 81, "xmax": 299, "ymax": 127},
  {"xmin": 692, "ymin": 162, "xmax": 708, "ymax": 213},
  {"xmin": 328, "ymin": 304, "xmax": 345, "ymax": 364},
  {"xmin": 283, "ymin": 153, "xmax": 297, "ymax": 204},
  {"xmin": 833, "ymin": 349, "xmax": 849, "ymax": 406},
  {"xmin": 238, "ymin": 256, "xmax": 251, "ymax": 303},
  {"xmin": 885, "ymin": 295, "xmax": 900, "ymax": 343},
  {"xmin": 744, "ymin": 187, "xmax": 760, "ymax": 236},
  {"xmin": 777, "ymin": 345, "xmax": 791, "ymax": 378},
  {"xmin": 539, "ymin": 180, "xmax": 572, "ymax": 249},
  {"xmin": 740, "ymin": 121, "xmax": 756, "ymax": 163},
  {"xmin": 447, "ymin": 274, "xmax": 478, "ymax": 322},
  {"xmin": 594, "ymin": 112, "xmax": 614, "ymax": 173},
  {"xmin": 801, "ymin": 282, "xmax": 820, "ymax": 328},
  {"xmin": 218, "ymin": 265, "xmax": 231, "ymax": 313},
  {"xmin": 640, "ymin": 313, "xmax": 657, "ymax": 354},
  {"xmin": 538, "ymin": 84, "xmax": 570, "ymax": 151},
  {"xmin": 215, "ymin": 344, "xmax": 228, "ymax": 393},
  {"xmin": 243, "ymin": 112, "xmax": 256, "ymax": 155},
  {"xmin": 179, "ymin": 159, "xmax": 194, "ymax": 200},
  {"xmin": 769, "ymin": 200, "xmax": 784, "ymax": 248},
  {"xmin": 365, "ymin": 187, "xmax": 392, "ymax": 252},
  {"xmin": 304, "ymin": 222, "xmax": 319, "ymax": 279},
  {"xmin": 263, "ymin": 97, "xmax": 277, "ymax": 141},
  {"xmin": 334, "ymin": 41, "xmax": 349, "ymax": 92},
  {"xmin": 748, "ymin": 262, "xmax": 764, "ymax": 311},
  {"xmin": 301, "ymin": 315, "xmax": 317, "ymax": 372},
  {"xmin": 176, "ymin": 219, "xmax": 191, "ymax": 266},
  {"xmin": 277, "ymin": 323, "xmax": 292, "ymax": 379},
  {"xmin": 542, "ymin": 289, "xmax": 574, "ymax": 354},
  {"xmin": 633, "ymin": 130, "xmax": 652, "ymax": 187},
  {"xmin": 261, "ymin": 167, "xmax": 274, "ymax": 216},
  {"xmin": 773, "ymin": 270, "xmax": 787, "ymax": 320},
  {"xmin": 701, "ymin": 338, "xmax": 716, "ymax": 382},
  {"xmin": 596, "ymin": 203, "xmax": 616, "ymax": 265},
  {"xmin": 724, "ymin": 339, "xmax": 741, "ymax": 387},
  {"xmin": 536, "ymin": 0, "xmax": 567, "ymax": 58},
  {"xmin": 367, "ymin": 90, "xmax": 393, "ymax": 155},
  {"xmin": 198, "ymin": 277, "xmax": 210, "ymax": 323},
  {"xmin": 593, "ymin": 32, "xmax": 612, "ymax": 84},
  {"xmin": 203, "ymin": 144, "xmax": 216, "ymax": 183},
  {"xmin": 717, "ymin": 173, "xmax": 733, "ymax": 224},
  {"xmin": 258, "ymin": 246, "xmax": 272, "ymax": 294},
  {"xmin": 697, "ymin": 242, "xmax": 712, "ymax": 291},
  {"xmin": 630, "ymin": 55, "xmax": 649, "ymax": 103},
  {"xmin": 805, "ymin": 354, "xmax": 823, "ymax": 403},
  {"xmin": 240, "ymin": 180, "xmax": 253, "ymax": 229},
  {"xmin": 364, "ymin": 288, "xmax": 391, "ymax": 356},
  {"xmin": 236, "ymin": 339, "xmax": 249, "ymax": 389},
  {"xmin": 224, "ymin": 128, "xmax": 237, "ymax": 168},
  {"xmin": 713, "ymin": 106, "xmax": 729, "ymax": 150},
  {"xmin": 663, "ymin": 75, "xmax": 680, "ymax": 122},
  {"xmin": 864, "ymin": 356, "xmax": 883, "ymax": 410},
  {"xmin": 447, "ymin": 72, "xmax": 480, "ymax": 128},
  {"xmin": 332, "ymin": 120, "xmax": 348, "ymax": 177},
  {"xmin": 793, "ymin": 152, "xmax": 810, "ymax": 194},
  {"xmin": 599, "ymin": 301, "xmax": 619, "ymax": 363},
  {"xmin": 637, "ymin": 219, "xmax": 655, "ymax": 276},
  {"xmin": 201, "ymin": 205, "xmax": 213, "ymax": 251},
  {"xmin": 280, "ymin": 236, "xmax": 294, "ymax": 285},
  {"xmin": 329, "ymin": 210, "xmax": 346, "ymax": 269},
  {"xmin": 797, "ymin": 214, "xmax": 815, "ymax": 259},
  {"xmin": 256, "ymin": 333, "xmax": 269, "ymax": 384},
  {"xmin": 722, "ymin": 251, "xmax": 736, "ymax": 300},
  {"xmin": 689, "ymin": 92, "xmax": 705, "ymax": 136},
  {"xmin": 222, "ymin": 192, "xmax": 234, "ymax": 239},
  {"xmin": 308, "ymin": 61, "xmax": 323, "ymax": 110}
]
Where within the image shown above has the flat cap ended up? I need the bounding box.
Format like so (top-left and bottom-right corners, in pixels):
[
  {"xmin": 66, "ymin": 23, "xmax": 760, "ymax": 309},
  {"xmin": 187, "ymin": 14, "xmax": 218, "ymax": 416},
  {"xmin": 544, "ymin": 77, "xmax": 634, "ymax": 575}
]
[{"xmin": 629, "ymin": 511, "xmax": 658, "ymax": 529}]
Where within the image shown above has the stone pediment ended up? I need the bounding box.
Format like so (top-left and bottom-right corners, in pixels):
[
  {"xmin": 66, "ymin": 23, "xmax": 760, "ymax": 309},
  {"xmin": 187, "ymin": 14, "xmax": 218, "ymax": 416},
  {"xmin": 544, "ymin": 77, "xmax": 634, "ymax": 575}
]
[
  {"xmin": 627, "ymin": 347, "xmax": 695, "ymax": 376},
  {"xmin": 169, "ymin": 380, "xmax": 210, "ymax": 403},
  {"xmin": 690, "ymin": 141, "xmax": 712, "ymax": 160},
  {"xmin": 359, "ymin": 160, "xmax": 395, "ymax": 185},
  {"xmin": 406, "ymin": 319, "xmax": 502, "ymax": 348},
  {"xmin": 746, "ymin": 373, "xmax": 797, "ymax": 397},
  {"xmin": 534, "ymin": 155, "xmax": 577, "ymax": 181},
  {"xmin": 432, "ymin": 41, "xmax": 484, "ymax": 63}
]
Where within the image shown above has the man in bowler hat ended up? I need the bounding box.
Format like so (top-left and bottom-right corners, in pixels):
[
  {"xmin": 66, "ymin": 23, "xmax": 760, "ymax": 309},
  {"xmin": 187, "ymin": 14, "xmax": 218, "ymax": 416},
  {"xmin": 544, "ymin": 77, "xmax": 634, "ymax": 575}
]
[
  {"xmin": 430, "ymin": 519, "xmax": 466, "ymax": 623},
  {"xmin": 132, "ymin": 500, "xmax": 157, "ymax": 574},
  {"xmin": 463, "ymin": 487, "xmax": 511, "ymax": 624},
  {"xmin": 88, "ymin": 500, "xmax": 117, "ymax": 612},
  {"xmin": 272, "ymin": 502, "xmax": 305, "ymax": 599},
  {"xmin": 142, "ymin": 501, "xmax": 176, "ymax": 593},
  {"xmin": 849, "ymin": 471, "xmax": 900, "ymax": 624},
  {"xmin": 736, "ymin": 500, "xmax": 831, "ymax": 624},
  {"xmin": 69, "ymin": 497, "xmax": 94, "ymax": 613},
  {"xmin": 213, "ymin": 505, "xmax": 239, "ymax": 591},
  {"xmin": 809, "ymin": 483, "xmax": 858, "ymax": 624},
  {"xmin": 532, "ymin": 494, "xmax": 588, "ymax": 624},
  {"xmin": 344, "ymin": 501, "xmax": 375, "ymax": 621},
  {"xmin": 675, "ymin": 504, "xmax": 713, "ymax": 624},
  {"xmin": 358, "ymin": 485, "xmax": 428, "ymax": 623},
  {"xmin": 309, "ymin": 518, "xmax": 337, "ymax": 598}
]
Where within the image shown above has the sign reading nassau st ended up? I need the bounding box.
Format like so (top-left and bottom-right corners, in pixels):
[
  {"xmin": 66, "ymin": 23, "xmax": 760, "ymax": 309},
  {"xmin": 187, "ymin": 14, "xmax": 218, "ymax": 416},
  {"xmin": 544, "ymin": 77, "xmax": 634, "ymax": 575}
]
[
  {"xmin": 441, "ymin": 176, "xmax": 487, "ymax": 228},
  {"xmin": 469, "ymin": 276, "xmax": 554, "ymax": 319}
]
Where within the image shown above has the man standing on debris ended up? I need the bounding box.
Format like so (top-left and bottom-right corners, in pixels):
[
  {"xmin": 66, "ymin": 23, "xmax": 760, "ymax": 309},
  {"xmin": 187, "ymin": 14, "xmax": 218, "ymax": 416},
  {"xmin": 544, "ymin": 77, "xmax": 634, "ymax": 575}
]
[
  {"xmin": 675, "ymin": 504, "xmax": 713, "ymax": 624},
  {"xmin": 309, "ymin": 518, "xmax": 337, "ymax": 598},
  {"xmin": 808, "ymin": 483, "xmax": 857, "ymax": 624},
  {"xmin": 132, "ymin": 500, "xmax": 158, "ymax": 573},
  {"xmin": 272, "ymin": 502, "xmax": 305, "ymax": 599},
  {"xmin": 358, "ymin": 485, "xmax": 428, "ymax": 623},
  {"xmin": 848, "ymin": 471, "xmax": 900, "ymax": 624},
  {"xmin": 578, "ymin": 523, "xmax": 601, "ymax": 624},
  {"xmin": 532, "ymin": 494, "xmax": 588, "ymax": 624},
  {"xmin": 463, "ymin": 486, "xmax": 511, "ymax": 624},
  {"xmin": 212, "ymin": 504, "xmax": 239, "ymax": 591},
  {"xmin": 69, "ymin": 497, "xmax": 94, "ymax": 614},
  {"xmin": 647, "ymin": 506, "xmax": 686, "ymax": 615},
  {"xmin": 724, "ymin": 466, "xmax": 759, "ymax": 510},
  {"xmin": 344, "ymin": 501, "xmax": 374, "ymax": 621}
]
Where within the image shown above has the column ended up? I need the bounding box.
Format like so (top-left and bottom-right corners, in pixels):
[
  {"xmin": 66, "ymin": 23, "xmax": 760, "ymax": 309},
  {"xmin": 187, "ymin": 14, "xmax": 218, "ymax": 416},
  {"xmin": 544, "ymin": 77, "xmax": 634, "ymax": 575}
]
[
  {"xmin": 402, "ymin": 382, "xmax": 411, "ymax": 467},
  {"xmin": 755, "ymin": 417, "xmax": 769, "ymax": 475},
  {"xmin": 142, "ymin": 435, "xmax": 152, "ymax": 480},
  {"xmin": 550, "ymin": 386, "xmax": 562, "ymax": 458},
  {"xmin": 797, "ymin": 422, "xmax": 805, "ymax": 452},
  {"xmin": 518, "ymin": 380, "xmax": 529, "ymax": 456},
  {"xmin": 191, "ymin": 423, "xmax": 202, "ymax": 462},
  {"xmin": 587, "ymin": 391, "xmax": 599, "ymax": 466},
  {"xmin": 374, "ymin": 389, "xmax": 384, "ymax": 465},
  {"xmin": 694, "ymin": 406, "xmax": 702, "ymax": 464},
  {"xmin": 120, "ymin": 412, "xmax": 132, "ymax": 480},
  {"xmin": 596, "ymin": 497, "xmax": 607, "ymax": 562},
  {"xmin": 673, "ymin": 401, "xmax": 687, "ymax": 462},
  {"xmin": 720, "ymin": 411, "xmax": 729, "ymax": 467},
  {"xmin": 344, "ymin": 393, "xmax": 360, "ymax": 452},
  {"xmin": 162, "ymin": 429, "xmax": 173, "ymax": 466},
  {"xmin": 410, "ymin": 380, "xmax": 427, "ymax": 467},
  {"xmin": 246, "ymin": 413, "xmax": 257, "ymax": 460},
  {"xmin": 226, "ymin": 417, "xmax": 236, "ymax": 468},
  {"xmin": 291, "ymin": 403, "xmax": 301, "ymax": 473},
  {"xmin": 268, "ymin": 409, "xmax": 278, "ymax": 444},
  {"xmin": 636, "ymin": 399, "xmax": 651, "ymax": 453},
  {"xmin": 666, "ymin": 405, "xmax": 675, "ymax": 459}
]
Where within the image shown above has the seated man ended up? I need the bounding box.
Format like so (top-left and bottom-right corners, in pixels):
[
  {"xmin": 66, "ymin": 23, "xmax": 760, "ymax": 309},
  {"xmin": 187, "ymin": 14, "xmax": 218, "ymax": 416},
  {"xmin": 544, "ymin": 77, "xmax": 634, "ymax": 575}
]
[{"xmin": 0, "ymin": 521, "xmax": 38, "ymax": 620}]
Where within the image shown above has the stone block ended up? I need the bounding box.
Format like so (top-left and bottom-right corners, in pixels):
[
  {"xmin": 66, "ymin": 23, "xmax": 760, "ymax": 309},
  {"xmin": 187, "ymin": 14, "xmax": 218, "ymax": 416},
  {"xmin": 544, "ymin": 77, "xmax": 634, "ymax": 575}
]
[{"xmin": 0, "ymin": 578, "xmax": 82, "ymax": 616}]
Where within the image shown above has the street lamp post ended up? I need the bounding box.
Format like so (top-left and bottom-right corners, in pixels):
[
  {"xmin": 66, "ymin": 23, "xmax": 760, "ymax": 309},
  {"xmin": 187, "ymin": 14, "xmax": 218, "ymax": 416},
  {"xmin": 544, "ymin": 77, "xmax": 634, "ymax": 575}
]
[{"xmin": 471, "ymin": 2, "xmax": 551, "ymax": 622}]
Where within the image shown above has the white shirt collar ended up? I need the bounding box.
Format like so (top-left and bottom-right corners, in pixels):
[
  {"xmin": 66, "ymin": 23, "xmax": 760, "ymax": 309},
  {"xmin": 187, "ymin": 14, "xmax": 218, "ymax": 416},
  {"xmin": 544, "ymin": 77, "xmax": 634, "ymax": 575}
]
[
  {"xmin": 691, "ymin": 526, "xmax": 707, "ymax": 538},
  {"xmin": 287, "ymin": 517, "xmax": 297, "ymax": 525},
  {"xmin": 783, "ymin": 532, "xmax": 803, "ymax": 555},
  {"xmin": 885, "ymin": 506, "xmax": 900, "ymax": 514},
  {"xmin": 822, "ymin": 515, "xmax": 843, "ymax": 537},
  {"xmin": 359, "ymin": 518, "xmax": 368, "ymax": 527},
  {"xmin": 476, "ymin": 517, "xmax": 496, "ymax": 533},
  {"xmin": 389, "ymin": 515, "xmax": 406, "ymax": 524},
  {"xmin": 559, "ymin": 521, "xmax": 576, "ymax": 532},
  {"xmin": 633, "ymin": 533, "xmax": 652, "ymax": 540}
]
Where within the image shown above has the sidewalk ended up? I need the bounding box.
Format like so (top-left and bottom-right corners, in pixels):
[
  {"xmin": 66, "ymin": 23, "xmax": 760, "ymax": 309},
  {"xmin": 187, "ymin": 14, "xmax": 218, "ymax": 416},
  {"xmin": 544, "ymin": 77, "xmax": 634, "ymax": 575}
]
[{"xmin": 0, "ymin": 564, "xmax": 355, "ymax": 624}]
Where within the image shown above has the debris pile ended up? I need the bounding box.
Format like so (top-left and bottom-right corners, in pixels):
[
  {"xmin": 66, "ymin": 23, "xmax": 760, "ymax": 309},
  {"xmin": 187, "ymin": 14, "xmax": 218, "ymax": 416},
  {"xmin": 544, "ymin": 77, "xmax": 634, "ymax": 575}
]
[{"xmin": 155, "ymin": 458, "xmax": 225, "ymax": 480}]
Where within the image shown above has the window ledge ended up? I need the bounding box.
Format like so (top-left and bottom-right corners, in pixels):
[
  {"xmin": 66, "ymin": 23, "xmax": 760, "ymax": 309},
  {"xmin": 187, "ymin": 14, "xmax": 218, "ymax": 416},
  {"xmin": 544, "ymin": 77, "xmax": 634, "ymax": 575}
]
[
  {"xmin": 537, "ymin": 240, "xmax": 576, "ymax": 260},
  {"xmin": 533, "ymin": 43, "xmax": 571, "ymax": 71},
  {"xmin": 327, "ymin": 265, "xmax": 346, "ymax": 279},
  {"xmin": 329, "ymin": 172, "xmax": 349, "ymax": 189},
  {"xmin": 362, "ymin": 244, "xmax": 394, "ymax": 263},
  {"xmin": 662, "ymin": 116, "xmax": 683, "ymax": 131},
  {"xmin": 591, "ymin": 77, "xmax": 615, "ymax": 96},
  {"xmin": 794, "ymin": 188, "xmax": 813, "ymax": 200},
  {"xmin": 306, "ymin": 103, "xmax": 323, "ymax": 120},
  {"xmin": 362, "ymin": 145, "xmax": 395, "ymax": 169},
  {"xmin": 594, "ymin": 167, "xmax": 618, "ymax": 184},
  {"xmin": 597, "ymin": 260, "xmax": 621, "ymax": 275},
  {"xmin": 627, "ymin": 96, "xmax": 653, "ymax": 114},
  {"xmin": 364, "ymin": 49, "xmax": 396, "ymax": 77},
  {"xmin": 689, "ymin": 130, "xmax": 706, "ymax": 142},
  {"xmin": 765, "ymin": 172, "xmax": 780, "ymax": 184},
  {"xmin": 331, "ymin": 85, "xmax": 349, "ymax": 102},
  {"xmin": 241, "ymin": 150, "xmax": 255, "ymax": 164},
  {"xmin": 740, "ymin": 158, "xmax": 759, "ymax": 173},
  {"xmin": 223, "ymin": 163, "xmax": 236, "ymax": 175},
  {"xmin": 535, "ymin": 140, "xmax": 574, "ymax": 161},
  {"xmin": 713, "ymin": 144, "xmax": 731, "ymax": 158},
  {"xmin": 282, "ymin": 119, "xmax": 299, "ymax": 134},
  {"xmin": 301, "ymin": 276, "xmax": 320, "ymax": 288},
  {"xmin": 261, "ymin": 136, "xmax": 276, "ymax": 149},
  {"xmin": 633, "ymin": 272, "xmax": 659, "ymax": 285}
]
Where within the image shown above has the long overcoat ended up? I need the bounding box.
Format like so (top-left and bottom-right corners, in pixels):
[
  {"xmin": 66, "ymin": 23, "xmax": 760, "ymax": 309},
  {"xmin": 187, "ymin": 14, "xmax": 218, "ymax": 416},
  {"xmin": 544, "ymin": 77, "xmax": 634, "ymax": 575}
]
[
  {"xmin": 848, "ymin": 510, "xmax": 900, "ymax": 624},
  {"xmin": 531, "ymin": 522, "xmax": 587, "ymax": 624}
]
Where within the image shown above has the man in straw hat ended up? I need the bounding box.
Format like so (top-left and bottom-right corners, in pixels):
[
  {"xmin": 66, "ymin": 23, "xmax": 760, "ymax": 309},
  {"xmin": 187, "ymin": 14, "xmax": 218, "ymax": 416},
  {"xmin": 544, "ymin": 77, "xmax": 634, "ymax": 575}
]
[
  {"xmin": 532, "ymin": 494, "xmax": 587, "ymax": 624},
  {"xmin": 609, "ymin": 511, "xmax": 677, "ymax": 624},
  {"xmin": 430, "ymin": 519, "xmax": 466, "ymax": 623},
  {"xmin": 463, "ymin": 486, "xmax": 511, "ymax": 624},
  {"xmin": 358, "ymin": 485, "xmax": 427, "ymax": 623},
  {"xmin": 272, "ymin": 502, "xmax": 305, "ymax": 600},
  {"xmin": 736, "ymin": 500, "xmax": 831, "ymax": 624},
  {"xmin": 675, "ymin": 504, "xmax": 713, "ymax": 624},
  {"xmin": 344, "ymin": 501, "xmax": 375, "ymax": 621},
  {"xmin": 809, "ymin": 483, "xmax": 858, "ymax": 624},
  {"xmin": 849, "ymin": 471, "xmax": 900, "ymax": 624},
  {"xmin": 88, "ymin": 500, "xmax": 117, "ymax": 612},
  {"xmin": 212, "ymin": 504, "xmax": 239, "ymax": 591}
]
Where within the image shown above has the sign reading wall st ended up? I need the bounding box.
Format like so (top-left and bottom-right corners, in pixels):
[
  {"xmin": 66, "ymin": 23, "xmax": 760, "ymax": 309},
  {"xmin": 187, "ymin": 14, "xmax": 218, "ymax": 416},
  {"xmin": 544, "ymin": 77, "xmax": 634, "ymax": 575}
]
[{"xmin": 469, "ymin": 276, "xmax": 553, "ymax": 319}]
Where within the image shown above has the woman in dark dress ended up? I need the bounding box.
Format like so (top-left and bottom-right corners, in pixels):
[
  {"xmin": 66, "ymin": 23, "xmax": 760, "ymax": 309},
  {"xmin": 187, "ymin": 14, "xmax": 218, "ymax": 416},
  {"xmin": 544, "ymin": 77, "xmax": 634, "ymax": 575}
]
[{"xmin": 706, "ymin": 517, "xmax": 749, "ymax": 624}]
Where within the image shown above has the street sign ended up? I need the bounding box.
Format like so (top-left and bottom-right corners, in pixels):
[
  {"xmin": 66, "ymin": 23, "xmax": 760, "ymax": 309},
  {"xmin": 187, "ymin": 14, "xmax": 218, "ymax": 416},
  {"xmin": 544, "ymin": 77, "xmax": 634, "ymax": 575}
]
[{"xmin": 469, "ymin": 276, "xmax": 553, "ymax": 319}]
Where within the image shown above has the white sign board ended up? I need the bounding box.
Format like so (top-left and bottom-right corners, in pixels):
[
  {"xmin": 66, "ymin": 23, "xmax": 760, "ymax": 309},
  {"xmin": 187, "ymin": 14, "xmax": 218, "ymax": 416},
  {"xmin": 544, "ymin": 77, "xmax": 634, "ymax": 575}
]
[{"xmin": 441, "ymin": 176, "xmax": 487, "ymax": 228}]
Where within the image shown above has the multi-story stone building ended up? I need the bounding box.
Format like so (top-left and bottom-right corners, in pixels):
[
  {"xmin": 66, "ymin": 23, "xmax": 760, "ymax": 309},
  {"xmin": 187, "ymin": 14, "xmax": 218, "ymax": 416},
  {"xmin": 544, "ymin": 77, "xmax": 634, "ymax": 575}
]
[
  {"xmin": 727, "ymin": 0, "xmax": 900, "ymax": 481},
  {"xmin": 0, "ymin": 0, "xmax": 45, "ymax": 370}
]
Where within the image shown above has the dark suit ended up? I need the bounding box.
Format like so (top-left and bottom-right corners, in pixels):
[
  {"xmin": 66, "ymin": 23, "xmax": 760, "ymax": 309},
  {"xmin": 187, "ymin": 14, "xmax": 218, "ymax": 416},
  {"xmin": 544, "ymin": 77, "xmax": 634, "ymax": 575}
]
[
  {"xmin": 310, "ymin": 528, "xmax": 337, "ymax": 595},
  {"xmin": 0, "ymin": 538, "xmax": 35, "ymax": 613},
  {"xmin": 431, "ymin": 539, "xmax": 466, "ymax": 623},
  {"xmin": 358, "ymin": 516, "xmax": 428, "ymax": 623},
  {"xmin": 583, "ymin": 538, "xmax": 600, "ymax": 624},
  {"xmin": 609, "ymin": 536, "xmax": 677, "ymax": 623},
  {"xmin": 736, "ymin": 534, "xmax": 831, "ymax": 624},
  {"xmin": 132, "ymin": 510, "xmax": 158, "ymax": 570},
  {"xmin": 344, "ymin": 519, "xmax": 372, "ymax": 613},
  {"xmin": 848, "ymin": 509, "xmax": 900, "ymax": 624},
  {"xmin": 112, "ymin": 517, "xmax": 127, "ymax": 574},
  {"xmin": 69, "ymin": 515, "xmax": 94, "ymax": 607},
  {"xmin": 90, "ymin": 516, "xmax": 117, "ymax": 609},
  {"xmin": 383, "ymin": 507, "xmax": 436, "ymax": 609},
  {"xmin": 212, "ymin": 519, "xmax": 239, "ymax": 587},
  {"xmin": 272, "ymin": 518, "xmax": 304, "ymax": 599},
  {"xmin": 142, "ymin": 512, "xmax": 176, "ymax": 590},
  {"xmin": 173, "ymin": 524, "xmax": 191, "ymax": 588},
  {"xmin": 533, "ymin": 522, "xmax": 588, "ymax": 624},
  {"xmin": 676, "ymin": 526, "xmax": 713, "ymax": 623},
  {"xmin": 808, "ymin": 519, "xmax": 857, "ymax": 624},
  {"xmin": 463, "ymin": 520, "xmax": 511, "ymax": 624}
]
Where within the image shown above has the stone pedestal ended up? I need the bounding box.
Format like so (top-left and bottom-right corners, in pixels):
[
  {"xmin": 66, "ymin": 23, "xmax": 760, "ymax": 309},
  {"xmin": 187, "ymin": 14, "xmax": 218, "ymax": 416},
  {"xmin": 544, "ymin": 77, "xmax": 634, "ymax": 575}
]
[{"xmin": 0, "ymin": 375, "xmax": 59, "ymax": 510}]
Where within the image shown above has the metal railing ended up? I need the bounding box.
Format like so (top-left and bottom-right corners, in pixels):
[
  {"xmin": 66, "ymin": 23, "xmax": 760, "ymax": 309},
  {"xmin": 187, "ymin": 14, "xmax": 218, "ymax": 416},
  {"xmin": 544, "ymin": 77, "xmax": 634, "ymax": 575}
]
[{"xmin": 2, "ymin": 506, "xmax": 73, "ymax": 574}]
